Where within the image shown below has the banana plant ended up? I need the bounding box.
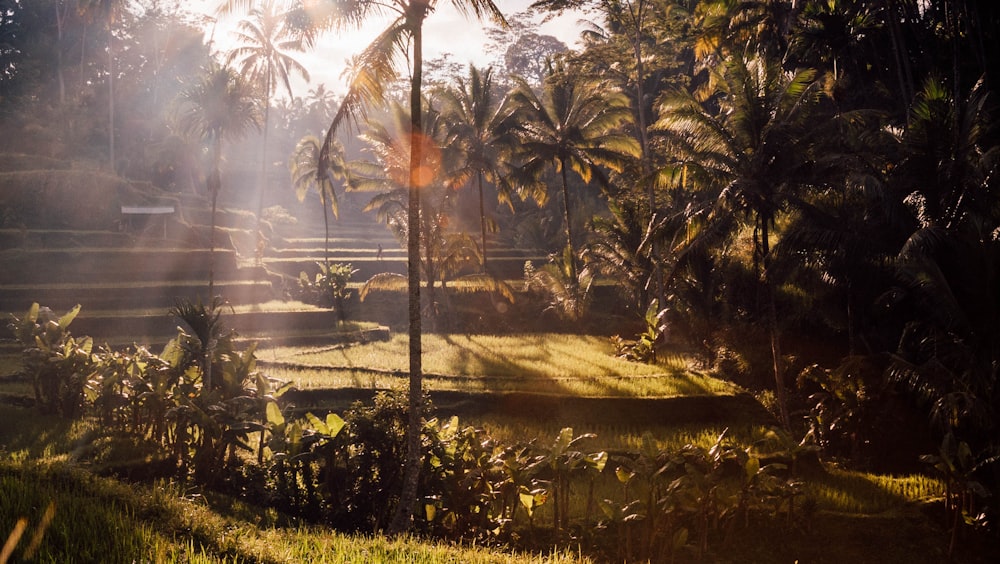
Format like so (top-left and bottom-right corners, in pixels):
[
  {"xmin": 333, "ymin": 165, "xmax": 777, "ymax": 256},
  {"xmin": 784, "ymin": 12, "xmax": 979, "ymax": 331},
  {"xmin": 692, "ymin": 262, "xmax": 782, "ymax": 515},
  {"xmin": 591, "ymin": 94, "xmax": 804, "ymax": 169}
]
[
  {"xmin": 921, "ymin": 432, "xmax": 996, "ymax": 558},
  {"xmin": 8, "ymin": 303, "xmax": 94, "ymax": 418},
  {"xmin": 526, "ymin": 427, "xmax": 607, "ymax": 534}
]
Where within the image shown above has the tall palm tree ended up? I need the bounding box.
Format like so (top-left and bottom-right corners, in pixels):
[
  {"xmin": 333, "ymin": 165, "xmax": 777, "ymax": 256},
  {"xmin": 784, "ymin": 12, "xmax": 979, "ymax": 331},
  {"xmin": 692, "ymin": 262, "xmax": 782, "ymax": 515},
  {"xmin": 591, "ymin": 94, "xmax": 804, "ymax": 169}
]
[
  {"xmin": 174, "ymin": 62, "xmax": 261, "ymax": 297},
  {"xmin": 654, "ymin": 54, "xmax": 825, "ymax": 428},
  {"xmin": 77, "ymin": 0, "xmax": 129, "ymax": 171},
  {"xmin": 289, "ymin": 134, "xmax": 348, "ymax": 266},
  {"xmin": 437, "ymin": 64, "xmax": 517, "ymax": 273},
  {"xmin": 885, "ymin": 76, "xmax": 1000, "ymax": 445},
  {"xmin": 508, "ymin": 61, "xmax": 641, "ymax": 283},
  {"xmin": 310, "ymin": 0, "xmax": 507, "ymax": 534},
  {"xmin": 226, "ymin": 0, "xmax": 310, "ymax": 235}
]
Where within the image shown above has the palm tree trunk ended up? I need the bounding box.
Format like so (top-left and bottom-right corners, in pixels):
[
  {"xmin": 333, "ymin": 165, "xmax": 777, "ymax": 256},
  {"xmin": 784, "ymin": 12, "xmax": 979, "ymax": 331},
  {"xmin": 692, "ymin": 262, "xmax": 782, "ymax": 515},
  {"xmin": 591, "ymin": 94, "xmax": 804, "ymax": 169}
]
[
  {"xmin": 628, "ymin": 0, "xmax": 664, "ymax": 309},
  {"xmin": 257, "ymin": 66, "xmax": 272, "ymax": 237},
  {"xmin": 761, "ymin": 218, "xmax": 790, "ymax": 429},
  {"xmin": 322, "ymin": 191, "xmax": 330, "ymax": 267},
  {"xmin": 478, "ymin": 171, "xmax": 488, "ymax": 273},
  {"xmin": 560, "ymin": 160, "xmax": 578, "ymax": 283},
  {"xmin": 208, "ymin": 138, "xmax": 222, "ymax": 299},
  {"xmin": 108, "ymin": 33, "xmax": 116, "ymax": 171},
  {"xmin": 55, "ymin": 2, "xmax": 66, "ymax": 106},
  {"xmin": 390, "ymin": 1, "xmax": 428, "ymax": 536}
]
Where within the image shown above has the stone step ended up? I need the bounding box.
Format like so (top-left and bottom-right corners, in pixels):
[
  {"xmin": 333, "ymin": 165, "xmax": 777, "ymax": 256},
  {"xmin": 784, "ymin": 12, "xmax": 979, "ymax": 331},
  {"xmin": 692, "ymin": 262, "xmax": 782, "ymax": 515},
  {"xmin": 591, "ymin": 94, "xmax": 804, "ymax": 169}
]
[
  {"xmin": 0, "ymin": 279, "xmax": 277, "ymax": 312},
  {"xmin": 65, "ymin": 308, "xmax": 382, "ymax": 343},
  {"xmin": 0, "ymin": 248, "xmax": 245, "ymax": 284}
]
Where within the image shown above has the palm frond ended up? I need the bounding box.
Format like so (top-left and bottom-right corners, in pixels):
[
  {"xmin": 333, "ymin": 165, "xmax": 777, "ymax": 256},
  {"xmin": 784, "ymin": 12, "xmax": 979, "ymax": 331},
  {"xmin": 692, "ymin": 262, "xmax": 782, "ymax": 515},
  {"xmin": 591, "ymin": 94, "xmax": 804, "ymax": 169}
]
[{"xmin": 359, "ymin": 272, "xmax": 407, "ymax": 302}]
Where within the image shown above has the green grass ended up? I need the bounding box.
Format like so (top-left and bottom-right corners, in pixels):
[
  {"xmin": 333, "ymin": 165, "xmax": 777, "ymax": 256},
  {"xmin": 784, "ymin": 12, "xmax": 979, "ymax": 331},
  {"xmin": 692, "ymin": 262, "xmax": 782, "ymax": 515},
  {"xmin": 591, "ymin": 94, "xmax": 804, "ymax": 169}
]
[
  {"xmin": 468, "ymin": 418, "xmax": 777, "ymax": 453},
  {"xmin": 807, "ymin": 468, "xmax": 945, "ymax": 514},
  {"xmin": 259, "ymin": 333, "xmax": 736, "ymax": 398},
  {"xmin": 0, "ymin": 460, "xmax": 589, "ymax": 564}
]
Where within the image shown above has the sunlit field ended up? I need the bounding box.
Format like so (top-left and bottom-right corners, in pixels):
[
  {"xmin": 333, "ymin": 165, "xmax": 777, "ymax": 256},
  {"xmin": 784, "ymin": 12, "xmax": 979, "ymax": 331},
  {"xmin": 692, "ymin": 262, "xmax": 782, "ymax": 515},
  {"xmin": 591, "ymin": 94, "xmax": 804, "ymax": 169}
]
[
  {"xmin": 0, "ymin": 458, "xmax": 588, "ymax": 564},
  {"xmin": 258, "ymin": 333, "xmax": 738, "ymax": 397}
]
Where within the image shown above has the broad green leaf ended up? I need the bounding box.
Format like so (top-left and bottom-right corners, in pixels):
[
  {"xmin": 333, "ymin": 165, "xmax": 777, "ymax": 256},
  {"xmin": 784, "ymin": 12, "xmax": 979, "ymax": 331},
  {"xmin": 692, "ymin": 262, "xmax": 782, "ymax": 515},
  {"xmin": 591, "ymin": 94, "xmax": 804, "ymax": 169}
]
[
  {"xmin": 519, "ymin": 491, "xmax": 535, "ymax": 516},
  {"xmin": 266, "ymin": 402, "xmax": 285, "ymax": 427},
  {"xmin": 325, "ymin": 413, "xmax": 345, "ymax": 438},
  {"xmin": 745, "ymin": 456, "xmax": 760, "ymax": 479},
  {"xmin": 425, "ymin": 503, "xmax": 436, "ymax": 522},
  {"xmin": 673, "ymin": 527, "xmax": 689, "ymax": 549},
  {"xmin": 58, "ymin": 304, "xmax": 81, "ymax": 330},
  {"xmin": 26, "ymin": 302, "xmax": 39, "ymax": 324},
  {"xmin": 588, "ymin": 451, "xmax": 608, "ymax": 472},
  {"xmin": 554, "ymin": 427, "xmax": 573, "ymax": 453},
  {"xmin": 305, "ymin": 412, "xmax": 327, "ymax": 434}
]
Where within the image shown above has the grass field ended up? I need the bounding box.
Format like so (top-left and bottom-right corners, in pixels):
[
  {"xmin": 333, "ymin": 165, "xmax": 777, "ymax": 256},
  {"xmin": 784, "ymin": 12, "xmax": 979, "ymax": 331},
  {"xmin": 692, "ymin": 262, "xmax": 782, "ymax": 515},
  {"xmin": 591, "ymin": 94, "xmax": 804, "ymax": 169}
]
[
  {"xmin": 258, "ymin": 333, "xmax": 736, "ymax": 398},
  {"xmin": 2, "ymin": 331, "xmax": 997, "ymax": 563}
]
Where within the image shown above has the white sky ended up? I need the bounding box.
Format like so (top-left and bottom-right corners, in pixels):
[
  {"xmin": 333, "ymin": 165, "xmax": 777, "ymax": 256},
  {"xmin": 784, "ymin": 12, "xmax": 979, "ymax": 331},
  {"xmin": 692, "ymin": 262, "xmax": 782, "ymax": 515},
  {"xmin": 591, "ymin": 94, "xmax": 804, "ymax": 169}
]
[{"xmin": 186, "ymin": 0, "xmax": 589, "ymax": 99}]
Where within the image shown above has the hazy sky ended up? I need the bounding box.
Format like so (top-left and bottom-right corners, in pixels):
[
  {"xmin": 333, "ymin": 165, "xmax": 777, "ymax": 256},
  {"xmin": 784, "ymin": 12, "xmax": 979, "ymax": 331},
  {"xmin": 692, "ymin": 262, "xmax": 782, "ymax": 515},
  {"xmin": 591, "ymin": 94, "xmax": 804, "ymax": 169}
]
[{"xmin": 187, "ymin": 1, "xmax": 588, "ymax": 99}]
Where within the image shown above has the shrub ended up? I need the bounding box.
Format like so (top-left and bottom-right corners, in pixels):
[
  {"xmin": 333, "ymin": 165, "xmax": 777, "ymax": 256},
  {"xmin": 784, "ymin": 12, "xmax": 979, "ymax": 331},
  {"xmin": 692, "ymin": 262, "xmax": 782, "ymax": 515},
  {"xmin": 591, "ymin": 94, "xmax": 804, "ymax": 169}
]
[
  {"xmin": 296, "ymin": 262, "xmax": 357, "ymax": 322},
  {"xmin": 7, "ymin": 303, "xmax": 95, "ymax": 417}
]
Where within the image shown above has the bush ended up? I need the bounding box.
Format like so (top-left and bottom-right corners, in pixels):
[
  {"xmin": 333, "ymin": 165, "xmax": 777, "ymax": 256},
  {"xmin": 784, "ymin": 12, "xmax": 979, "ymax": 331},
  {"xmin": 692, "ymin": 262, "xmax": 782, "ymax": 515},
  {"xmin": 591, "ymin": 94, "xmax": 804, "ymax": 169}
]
[
  {"xmin": 8, "ymin": 303, "xmax": 94, "ymax": 417},
  {"xmin": 296, "ymin": 262, "xmax": 357, "ymax": 322}
]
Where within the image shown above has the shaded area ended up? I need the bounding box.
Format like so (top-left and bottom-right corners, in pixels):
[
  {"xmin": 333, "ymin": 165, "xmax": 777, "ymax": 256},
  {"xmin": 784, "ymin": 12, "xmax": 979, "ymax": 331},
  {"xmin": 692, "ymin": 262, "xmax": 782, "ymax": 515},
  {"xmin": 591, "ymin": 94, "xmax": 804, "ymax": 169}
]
[{"xmin": 281, "ymin": 387, "xmax": 775, "ymax": 427}]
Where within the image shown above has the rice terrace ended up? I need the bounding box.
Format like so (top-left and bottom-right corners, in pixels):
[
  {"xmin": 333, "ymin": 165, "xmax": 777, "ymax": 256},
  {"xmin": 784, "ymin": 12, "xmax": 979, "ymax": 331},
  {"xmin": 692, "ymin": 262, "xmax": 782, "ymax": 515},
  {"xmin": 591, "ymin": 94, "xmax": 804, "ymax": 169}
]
[{"xmin": 1, "ymin": 0, "xmax": 999, "ymax": 563}]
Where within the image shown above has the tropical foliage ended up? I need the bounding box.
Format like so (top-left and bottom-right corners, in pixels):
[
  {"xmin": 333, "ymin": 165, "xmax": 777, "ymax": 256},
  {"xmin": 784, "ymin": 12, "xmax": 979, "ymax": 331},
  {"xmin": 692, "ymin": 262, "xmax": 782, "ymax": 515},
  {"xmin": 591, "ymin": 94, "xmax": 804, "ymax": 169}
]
[{"xmin": 2, "ymin": 0, "xmax": 1000, "ymax": 558}]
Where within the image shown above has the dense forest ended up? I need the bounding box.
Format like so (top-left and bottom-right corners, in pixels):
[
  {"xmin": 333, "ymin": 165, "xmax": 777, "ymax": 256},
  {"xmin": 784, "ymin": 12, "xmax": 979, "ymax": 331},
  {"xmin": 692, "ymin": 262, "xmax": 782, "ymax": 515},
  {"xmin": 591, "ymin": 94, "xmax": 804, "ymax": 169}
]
[{"xmin": 2, "ymin": 0, "xmax": 999, "ymax": 557}]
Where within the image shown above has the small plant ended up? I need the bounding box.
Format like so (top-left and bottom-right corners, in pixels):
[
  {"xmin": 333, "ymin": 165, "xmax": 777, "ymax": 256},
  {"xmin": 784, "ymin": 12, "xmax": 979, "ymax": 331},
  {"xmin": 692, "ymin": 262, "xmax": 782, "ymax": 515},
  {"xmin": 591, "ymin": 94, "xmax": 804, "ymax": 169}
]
[
  {"xmin": 297, "ymin": 262, "xmax": 358, "ymax": 322},
  {"xmin": 611, "ymin": 299, "xmax": 668, "ymax": 363},
  {"xmin": 523, "ymin": 248, "xmax": 594, "ymax": 322}
]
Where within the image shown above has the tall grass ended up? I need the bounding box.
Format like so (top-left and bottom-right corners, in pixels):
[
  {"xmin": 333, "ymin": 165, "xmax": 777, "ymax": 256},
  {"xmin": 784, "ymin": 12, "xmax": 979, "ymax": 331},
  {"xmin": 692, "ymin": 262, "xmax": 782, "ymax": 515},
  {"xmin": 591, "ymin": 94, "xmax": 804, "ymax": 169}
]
[{"xmin": 0, "ymin": 460, "xmax": 589, "ymax": 564}]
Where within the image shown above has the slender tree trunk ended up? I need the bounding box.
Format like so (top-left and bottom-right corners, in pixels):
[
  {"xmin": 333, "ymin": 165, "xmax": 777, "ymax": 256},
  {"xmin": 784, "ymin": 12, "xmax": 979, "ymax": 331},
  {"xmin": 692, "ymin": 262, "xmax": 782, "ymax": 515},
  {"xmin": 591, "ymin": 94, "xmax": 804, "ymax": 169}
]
[
  {"xmin": 55, "ymin": 2, "xmax": 66, "ymax": 106},
  {"xmin": 886, "ymin": 0, "xmax": 915, "ymax": 113},
  {"xmin": 424, "ymin": 210, "xmax": 437, "ymax": 329},
  {"xmin": 390, "ymin": 1, "xmax": 428, "ymax": 536},
  {"xmin": 761, "ymin": 218, "xmax": 790, "ymax": 429},
  {"xmin": 108, "ymin": 33, "xmax": 116, "ymax": 171},
  {"xmin": 560, "ymin": 160, "xmax": 577, "ymax": 283},
  {"xmin": 257, "ymin": 64, "xmax": 273, "ymax": 238},
  {"xmin": 322, "ymin": 191, "xmax": 330, "ymax": 267},
  {"xmin": 627, "ymin": 0, "xmax": 664, "ymax": 309},
  {"xmin": 478, "ymin": 171, "xmax": 488, "ymax": 273},
  {"xmin": 208, "ymin": 138, "xmax": 222, "ymax": 299}
]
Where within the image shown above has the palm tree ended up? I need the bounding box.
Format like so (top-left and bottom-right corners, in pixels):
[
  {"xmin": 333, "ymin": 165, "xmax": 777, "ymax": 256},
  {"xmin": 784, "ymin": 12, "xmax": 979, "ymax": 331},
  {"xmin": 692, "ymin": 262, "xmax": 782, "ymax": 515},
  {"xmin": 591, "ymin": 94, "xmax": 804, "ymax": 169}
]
[
  {"xmin": 311, "ymin": 0, "xmax": 507, "ymax": 534},
  {"xmin": 77, "ymin": 0, "xmax": 129, "ymax": 171},
  {"xmin": 351, "ymin": 100, "xmax": 507, "ymax": 324},
  {"xmin": 289, "ymin": 134, "xmax": 348, "ymax": 266},
  {"xmin": 886, "ymin": 76, "xmax": 1000, "ymax": 447},
  {"xmin": 437, "ymin": 65, "xmax": 517, "ymax": 273},
  {"xmin": 174, "ymin": 62, "xmax": 261, "ymax": 297},
  {"xmin": 654, "ymin": 54, "xmax": 825, "ymax": 428},
  {"xmin": 226, "ymin": 0, "xmax": 310, "ymax": 236},
  {"xmin": 508, "ymin": 61, "xmax": 641, "ymax": 284}
]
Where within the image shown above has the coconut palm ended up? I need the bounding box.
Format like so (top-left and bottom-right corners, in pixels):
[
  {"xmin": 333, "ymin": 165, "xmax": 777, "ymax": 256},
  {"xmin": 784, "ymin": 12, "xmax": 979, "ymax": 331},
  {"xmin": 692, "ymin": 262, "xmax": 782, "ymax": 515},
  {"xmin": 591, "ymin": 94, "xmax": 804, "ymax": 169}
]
[
  {"xmin": 174, "ymin": 62, "xmax": 260, "ymax": 297},
  {"xmin": 226, "ymin": 0, "xmax": 310, "ymax": 235},
  {"xmin": 653, "ymin": 54, "xmax": 825, "ymax": 428},
  {"xmin": 289, "ymin": 134, "xmax": 348, "ymax": 266},
  {"xmin": 311, "ymin": 0, "xmax": 507, "ymax": 534},
  {"xmin": 437, "ymin": 64, "xmax": 517, "ymax": 273},
  {"xmin": 507, "ymin": 60, "xmax": 641, "ymax": 284},
  {"xmin": 886, "ymin": 76, "xmax": 1000, "ymax": 445},
  {"xmin": 351, "ymin": 100, "xmax": 511, "ymax": 322}
]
